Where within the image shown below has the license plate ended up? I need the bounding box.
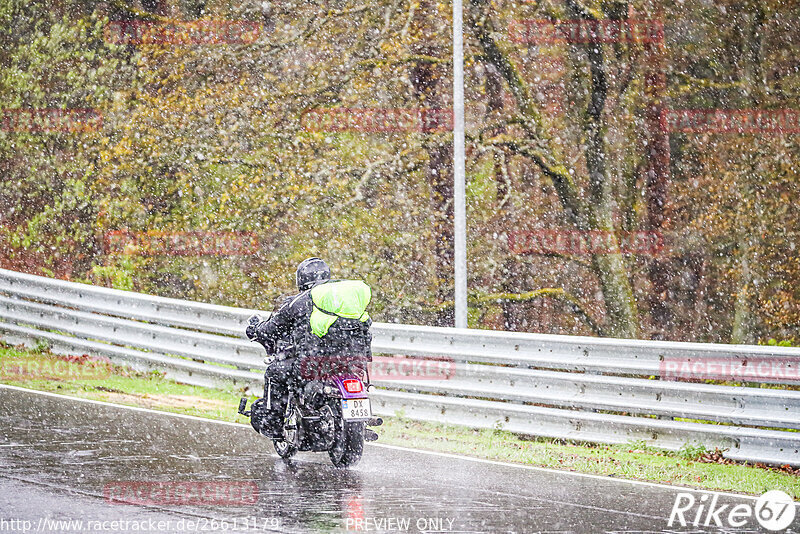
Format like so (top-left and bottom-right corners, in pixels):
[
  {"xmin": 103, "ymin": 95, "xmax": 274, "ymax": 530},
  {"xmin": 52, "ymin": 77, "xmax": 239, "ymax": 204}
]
[{"xmin": 341, "ymin": 398, "xmax": 371, "ymax": 420}]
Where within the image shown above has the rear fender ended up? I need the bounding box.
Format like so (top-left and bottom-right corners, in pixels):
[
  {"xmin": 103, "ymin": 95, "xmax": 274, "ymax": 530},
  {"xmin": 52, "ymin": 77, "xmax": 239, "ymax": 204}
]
[{"xmin": 331, "ymin": 375, "xmax": 367, "ymax": 399}]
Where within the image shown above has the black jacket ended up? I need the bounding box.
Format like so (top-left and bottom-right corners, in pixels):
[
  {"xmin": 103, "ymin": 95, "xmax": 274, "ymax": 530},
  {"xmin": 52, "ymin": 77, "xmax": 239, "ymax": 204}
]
[
  {"xmin": 253, "ymin": 291, "xmax": 312, "ymax": 356},
  {"xmin": 253, "ymin": 288, "xmax": 372, "ymax": 361}
]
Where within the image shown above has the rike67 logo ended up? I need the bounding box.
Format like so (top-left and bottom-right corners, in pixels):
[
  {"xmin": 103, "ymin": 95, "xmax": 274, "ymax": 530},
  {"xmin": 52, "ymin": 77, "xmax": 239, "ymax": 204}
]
[{"xmin": 669, "ymin": 490, "xmax": 796, "ymax": 531}]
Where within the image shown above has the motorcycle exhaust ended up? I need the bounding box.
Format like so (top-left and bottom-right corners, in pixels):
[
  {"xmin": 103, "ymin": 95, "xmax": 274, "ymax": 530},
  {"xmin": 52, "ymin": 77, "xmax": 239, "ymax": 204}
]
[
  {"xmin": 364, "ymin": 429, "xmax": 379, "ymax": 442},
  {"xmin": 367, "ymin": 417, "xmax": 383, "ymax": 427}
]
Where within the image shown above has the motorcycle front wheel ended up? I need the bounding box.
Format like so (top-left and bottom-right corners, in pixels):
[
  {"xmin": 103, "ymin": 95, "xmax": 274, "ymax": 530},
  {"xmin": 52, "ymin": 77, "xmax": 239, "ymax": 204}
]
[
  {"xmin": 273, "ymin": 439, "xmax": 297, "ymax": 460},
  {"xmin": 328, "ymin": 419, "xmax": 365, "ymax": 468},
  {"xmin": 273, "ymin": 406, "xmax": 299, "ymax": 460}
]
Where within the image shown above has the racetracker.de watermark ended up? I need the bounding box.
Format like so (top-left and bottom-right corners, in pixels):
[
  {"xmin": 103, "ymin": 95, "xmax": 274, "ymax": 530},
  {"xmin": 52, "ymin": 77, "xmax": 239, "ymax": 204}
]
[
  {"xmin": 370, "ymin": 356, "xmax": 455, "ymax": 380},
  {"xmin": 661, "ymin": 109, "xmax": 800, "ymax": 134},
  {"xmin": 299, "ymin": 355, "xmax": 455, "ymax": 381},
  {"xmin": 0, "ymin": 108, "xmax": 102, "ymax": 132},
  {"xmin": 103, "ymin": 230, "xmax": 259, "ymax": 257},
  {"xmin": 301, "ymin": 108, "xmax": 453, "ymax": 133},
  {"xmin": 660, "ymin": 357, "xmax": 800, "ymax": 383},
  {"xmin": 103, "ymin": 481, "xmax": 258, "ymax": 506},
  {"xmin": 104, "ymin": 20, "xmax": 262, "ymax": 45},
  {"xmin": 509, "ymin": 229, "xmax": 663, "ymax": 256},
  {"xmin": 0, "ymin": 355, "xmax": 112, "ymax": 381},
  {"xmin": 0, "ymin": 516, "xmax": 280, "ymax": 533},
  {"xmin": 509, "ymin": 19, "xmax": 663, "ymax": 44}
]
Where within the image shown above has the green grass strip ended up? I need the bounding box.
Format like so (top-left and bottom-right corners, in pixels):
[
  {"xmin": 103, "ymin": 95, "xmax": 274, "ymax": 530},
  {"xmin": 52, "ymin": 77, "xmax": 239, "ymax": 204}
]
[{"xmin": 1, "ymin": 343, "xmax": 798, "ymax": 498}]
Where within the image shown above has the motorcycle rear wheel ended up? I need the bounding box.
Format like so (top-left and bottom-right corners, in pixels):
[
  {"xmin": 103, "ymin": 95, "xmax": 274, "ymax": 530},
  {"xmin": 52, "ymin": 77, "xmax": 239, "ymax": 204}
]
[{"xmin": 328, "ymin": 420, "xmax": 365, "ymax": 468}]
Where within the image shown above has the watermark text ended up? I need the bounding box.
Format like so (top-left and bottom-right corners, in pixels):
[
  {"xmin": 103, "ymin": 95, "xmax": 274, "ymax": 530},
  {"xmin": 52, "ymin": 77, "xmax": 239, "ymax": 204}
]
[
  {"xmin": 104, "ymin": 20, "xmax": 262, "ymax": 45},
  {"xmin": 302, "ymin": 108, "xmax": 453, "ymax": 133},
  {"xmin": 662, "ymin": 109, "xmax": 800, "ymax": 134},
  {"xmin": 1, "ymin": 108, "xmax": 102, "ymax": 132},
  {"xmin": 509, "ymin": 19, "xmax": 663, "ymax": 44},
  {"xmin": 103, "ymin": 230, "xmax": 259, "ymax": 257},
  {"xmin": 661, "ymin": 357, "xmax": 800, "ymax": 383},
  {"xmin": 509, "ymin": 229, "xmax": 663, "ymax": 256},
  {"xmin": 299, "ymin": 356, "xmax": 455, "ymax": 381},
  {"xmin": 0, "ymin": 355, "xmax": 112, "ymax": 381},
  {"xmin": 668, "ymin": 491, "xmax": 796, "ymax": 530}
]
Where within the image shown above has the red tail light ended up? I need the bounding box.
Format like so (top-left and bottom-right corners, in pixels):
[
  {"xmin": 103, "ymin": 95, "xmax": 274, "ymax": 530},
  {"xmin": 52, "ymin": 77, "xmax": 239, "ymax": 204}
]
[{"xmin": 343, "ymin": 379, "xmax": 363, "ymax": 393}]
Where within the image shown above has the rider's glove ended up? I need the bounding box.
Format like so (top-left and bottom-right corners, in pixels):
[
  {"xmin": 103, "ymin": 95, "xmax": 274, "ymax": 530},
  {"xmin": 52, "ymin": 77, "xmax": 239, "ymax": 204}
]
[{"xmin": 246, "ymin": 315, "xmax": 262, "ymax": 340}]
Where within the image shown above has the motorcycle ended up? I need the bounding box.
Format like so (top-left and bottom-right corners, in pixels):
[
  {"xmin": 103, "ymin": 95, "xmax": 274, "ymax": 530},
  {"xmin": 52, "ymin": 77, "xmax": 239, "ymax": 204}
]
[{"xmin": 239, "ymin": 318, "xmax": 381, "ymax": 468}]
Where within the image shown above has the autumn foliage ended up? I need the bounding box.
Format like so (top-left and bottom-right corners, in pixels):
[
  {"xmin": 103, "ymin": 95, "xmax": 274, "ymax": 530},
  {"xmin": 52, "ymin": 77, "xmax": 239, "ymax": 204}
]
[{"xmin": 1, "ymin": 0, "xmax": 798, "ymax": 343}]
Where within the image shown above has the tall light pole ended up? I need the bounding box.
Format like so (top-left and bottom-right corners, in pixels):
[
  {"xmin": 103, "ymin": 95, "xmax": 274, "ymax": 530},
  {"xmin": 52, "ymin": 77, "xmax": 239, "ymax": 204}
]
[{"xmin": 453, "ymin": 0, "xmax": 468, "ymax": 328}]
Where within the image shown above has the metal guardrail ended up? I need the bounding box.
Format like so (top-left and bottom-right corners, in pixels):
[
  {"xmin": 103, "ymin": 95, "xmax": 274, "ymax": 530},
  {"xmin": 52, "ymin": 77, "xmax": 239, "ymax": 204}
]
[{"xmin": 0, "ymin": 268, "xmax": 799, "ymax": 466}]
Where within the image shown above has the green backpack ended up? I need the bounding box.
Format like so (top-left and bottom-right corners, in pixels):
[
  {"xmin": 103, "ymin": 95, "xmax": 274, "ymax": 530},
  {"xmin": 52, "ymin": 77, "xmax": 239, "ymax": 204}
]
[{"xmin": 309, "ymin": 280, "xmax": 371, "ymax": 338}]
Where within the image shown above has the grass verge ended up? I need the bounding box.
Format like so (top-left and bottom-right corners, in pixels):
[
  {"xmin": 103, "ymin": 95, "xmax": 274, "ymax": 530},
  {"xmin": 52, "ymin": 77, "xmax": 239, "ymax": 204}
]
[{"xmin": 1, "ymin": 343, "xmax": 798, "ymax": 498}]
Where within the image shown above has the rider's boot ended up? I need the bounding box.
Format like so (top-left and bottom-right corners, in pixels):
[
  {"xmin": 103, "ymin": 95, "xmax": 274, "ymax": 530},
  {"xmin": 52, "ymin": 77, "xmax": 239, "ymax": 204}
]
[
  {"xmin": 249, "ymin": 398, "xmax": 284, "ymax": 439},
  {"xmin": 263, "ymin": 410, "xmax": 285, "ymax": 439}
]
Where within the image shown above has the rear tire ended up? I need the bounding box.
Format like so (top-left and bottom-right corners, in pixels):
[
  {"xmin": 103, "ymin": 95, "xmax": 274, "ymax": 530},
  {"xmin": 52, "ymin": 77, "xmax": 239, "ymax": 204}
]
[{"xmin": 328, "ymin": 420, "xmax": 364, "ymax": 468}]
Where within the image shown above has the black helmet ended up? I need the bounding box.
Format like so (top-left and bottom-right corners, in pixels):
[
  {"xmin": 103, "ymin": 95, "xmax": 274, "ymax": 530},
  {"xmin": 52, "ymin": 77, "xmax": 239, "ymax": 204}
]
[{"xmin": 296, "ymin": 257, "xmax": 330, "ymax": 291}]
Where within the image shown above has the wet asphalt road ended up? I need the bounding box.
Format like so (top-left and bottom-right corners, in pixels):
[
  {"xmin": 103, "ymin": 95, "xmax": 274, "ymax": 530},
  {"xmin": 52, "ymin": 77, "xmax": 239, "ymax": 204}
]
[{"xmin": 0, "ymin": 385, "xmax": 782, "ymax": 533}]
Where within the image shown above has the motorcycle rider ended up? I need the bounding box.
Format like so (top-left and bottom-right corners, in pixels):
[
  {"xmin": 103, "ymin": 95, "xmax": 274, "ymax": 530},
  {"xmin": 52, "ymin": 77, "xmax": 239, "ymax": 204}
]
[{"xmin": 245, "ymin": 257, "xmax": 372, "ymax": 438}]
